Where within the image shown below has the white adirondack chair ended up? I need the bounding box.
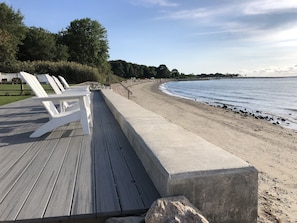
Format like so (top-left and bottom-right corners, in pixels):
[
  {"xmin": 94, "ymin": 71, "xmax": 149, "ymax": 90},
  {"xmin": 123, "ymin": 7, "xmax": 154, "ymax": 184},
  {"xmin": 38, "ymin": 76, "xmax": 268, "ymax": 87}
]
[
  {"xmin": 44, "ymin": 74, "xmax": 63, "ymax": 94},
  {"xmin": 19, "ymin": 71, "xmax": 92, "ymax": 138},
  {"xmin": 58, "ymin": 75, "xmax": 70, "ymax": 89},
  {"xmin": 51, "ymin": 75, "xmax": 89, "ymax": 93},
  {"xmin": 44, "ymin": 74, "xmax": 84, "ymax": 111},
  {"xmin": 57, "ymin": 75, "xmax": 89, "ymax": 91},
  {"xmin": 52, "ymin": 75, "xmax": 66, "ymax": 92}
]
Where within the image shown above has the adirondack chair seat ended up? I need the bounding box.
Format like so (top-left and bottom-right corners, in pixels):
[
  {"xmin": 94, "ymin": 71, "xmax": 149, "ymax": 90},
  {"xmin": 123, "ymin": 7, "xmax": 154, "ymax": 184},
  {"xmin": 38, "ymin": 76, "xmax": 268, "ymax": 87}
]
[
  {"xmin": 32, "ymin": 93, "xmax": 92, "ymax": 137},
  {"xmin": 20, "ymin": 71, "xmax": 92, "ymax": 138}
]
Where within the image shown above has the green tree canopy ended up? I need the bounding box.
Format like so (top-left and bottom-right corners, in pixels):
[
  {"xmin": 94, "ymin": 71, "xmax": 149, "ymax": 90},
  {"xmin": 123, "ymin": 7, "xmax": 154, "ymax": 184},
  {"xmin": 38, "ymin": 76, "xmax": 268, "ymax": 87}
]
[
  {"xmin": 157, "ymin": 64, "xmax": 171, "ymax": 78},
  {"xmin": 171, "ymin": 68, "xmax": 180, "ymax": 78},
  {"xmin": 18, "ymin": 27, "xmax": 58, "ymax": 61},
  {"xmin": 109, "ymin": 60, "xmax": 179, "ymax": 79},
  {"xmin": 60, "ymin": 18, "xmax": 109, "ymax": 69},
  {"xmin": 0, "ymin": 29, "xmax": 16, "ymax": 62},
  {"xmin": 0, "ymin": 3, "xmax": 26, "ymax": 63}
]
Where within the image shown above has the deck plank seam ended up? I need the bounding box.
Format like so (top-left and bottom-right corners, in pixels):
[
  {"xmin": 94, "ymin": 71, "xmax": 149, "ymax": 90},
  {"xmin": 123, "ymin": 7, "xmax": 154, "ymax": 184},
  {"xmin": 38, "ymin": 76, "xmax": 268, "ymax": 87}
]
[
  {"xmin": 14, "ymin": 131, "xmax": 64, "ymax": 221},
  {"xmin": 92, "ymin": 93, "xmax": 121, "ymax": 216},
  {"xmin": 100, "ymin": 113, "xmax": 122, "ymax": 214},
  {"xmin": 69, "ymin": 131, "xmax": 84, "ymax": 218},
  {"xmin": 0, "ymin": 140, "xmax": 49, "ymax": 205},
  {"xmin": 99, "ymin": 93, "xmax": 147, "ymax": 212},
  {"xmin": 118, "ymin": 146, "xmax": 145, "ymax": 207},
  {"xmin": 0, "ymin": 141, "xmax": 35, "ymax": 180},
  {"xmin": 44, "ymin": 127, "xmax": 85, "ymax": 218},
  {"xmin": 41, "ymin": 129, "xmax": 75, "ymax": 220}
]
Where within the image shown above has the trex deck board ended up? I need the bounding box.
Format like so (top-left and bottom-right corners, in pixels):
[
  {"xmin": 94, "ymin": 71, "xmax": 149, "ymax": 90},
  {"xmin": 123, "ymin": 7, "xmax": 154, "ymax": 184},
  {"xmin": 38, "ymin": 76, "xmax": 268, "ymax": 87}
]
[
  {"xmin": 16, "ymin": 128, "xmax": 75, "ymax": 220},
  {"xmin": 114, "ymin": 129, "xmax": 161, "ymax": 208},
  {"xmin": 95, "ymin": 94, "xmax": 145, "ymax": 214},
  {"xmin": 93, "ymin": 112, "xmax": 121, "ymax": 216},
  {"xmin": 43, "ymin": 130, "xmax": 84, "ymax": 218},
  {"xmin": 71, "ymin": 134, "xmax": 95, "ymax": 216},
  {"xmin": 0, "ymin": 90, "xmax": 159, "ymax": 223},
  {"xmin": 0, "ymin": 131, "xmax": 64, "ymax": 221}
]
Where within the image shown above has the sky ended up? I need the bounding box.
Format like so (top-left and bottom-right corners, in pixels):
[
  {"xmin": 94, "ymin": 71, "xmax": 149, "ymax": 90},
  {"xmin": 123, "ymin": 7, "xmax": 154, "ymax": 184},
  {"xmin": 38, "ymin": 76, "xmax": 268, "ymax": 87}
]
[{"xmin": 2, "ymin": 0, "xmax": 297, "ymax": 77}]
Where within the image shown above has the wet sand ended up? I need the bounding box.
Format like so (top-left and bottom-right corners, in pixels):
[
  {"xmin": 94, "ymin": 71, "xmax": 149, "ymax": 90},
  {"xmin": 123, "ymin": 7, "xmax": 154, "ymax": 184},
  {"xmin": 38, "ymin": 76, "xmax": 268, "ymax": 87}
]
[{"xmin": 111, "ymin": 79, "xmax": 297, "ymax": 223}]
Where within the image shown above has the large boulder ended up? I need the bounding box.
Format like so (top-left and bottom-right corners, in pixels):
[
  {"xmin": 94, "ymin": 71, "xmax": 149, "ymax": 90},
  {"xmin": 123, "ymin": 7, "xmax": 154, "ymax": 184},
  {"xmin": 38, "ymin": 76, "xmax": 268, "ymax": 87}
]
[{"xmin": 145, "ymin": 196, "xmax": 209, "ymax": 223}]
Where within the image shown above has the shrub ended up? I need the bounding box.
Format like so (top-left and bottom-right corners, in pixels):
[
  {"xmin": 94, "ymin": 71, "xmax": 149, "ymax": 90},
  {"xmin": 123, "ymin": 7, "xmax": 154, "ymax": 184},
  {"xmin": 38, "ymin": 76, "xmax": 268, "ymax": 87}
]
[{"xmin": 0, "ymin": 60, "xmax": 124, "ymax": 84}]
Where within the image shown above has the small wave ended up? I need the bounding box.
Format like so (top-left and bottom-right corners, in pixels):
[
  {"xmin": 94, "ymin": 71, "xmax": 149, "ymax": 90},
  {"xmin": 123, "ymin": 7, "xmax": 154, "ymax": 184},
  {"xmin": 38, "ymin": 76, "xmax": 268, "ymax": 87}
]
[
  {"xmin": 159, "ymin": 83, "xmax": 197, "ymax": 101},
  {"xmin": 161, "ymin": 78, "xmax": 297, "ymax": 131}
]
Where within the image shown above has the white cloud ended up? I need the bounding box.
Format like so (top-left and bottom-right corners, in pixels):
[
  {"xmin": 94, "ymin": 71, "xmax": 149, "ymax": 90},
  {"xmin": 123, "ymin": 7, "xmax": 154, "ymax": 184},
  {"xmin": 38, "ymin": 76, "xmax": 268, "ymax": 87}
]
[
  {"xmin": 164, "ymin": 8, "xmax": 209, "ymax": 20},
  {"xmin": 137, "ymin": 0, "xmax": 178, "ymax": 7},
  {"xmin": 270, "ymin": 27, "xmax": 297, "ymax": 42},
  {"xmin": 240, "ymin": 65, "xmax": 297, "ymax": 77},
  {"xmin": 159, "ymin": 1, "xmax": 297, "ymax": 45},
  {"xmin": 243, "ymin": 0, "xmax": 297, "ymax": 15}
]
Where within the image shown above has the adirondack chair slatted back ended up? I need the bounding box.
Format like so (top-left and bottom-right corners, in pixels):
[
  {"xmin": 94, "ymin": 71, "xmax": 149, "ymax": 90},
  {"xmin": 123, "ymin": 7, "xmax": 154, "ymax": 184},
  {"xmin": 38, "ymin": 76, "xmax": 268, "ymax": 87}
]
[
  {"xmin": 45, "ymin": 74, "xmax": 62, "ymax": 94},
  {"xmin": 58, "ymin": 75, "xmax": 70, "ymax": 88},
  {"xmin": 20, "ymin": 72, "xmax": 59, "ymax": 118},
  {"xmin": 52, "ymin": 76, "xmax": 66, "ymax": 92}
]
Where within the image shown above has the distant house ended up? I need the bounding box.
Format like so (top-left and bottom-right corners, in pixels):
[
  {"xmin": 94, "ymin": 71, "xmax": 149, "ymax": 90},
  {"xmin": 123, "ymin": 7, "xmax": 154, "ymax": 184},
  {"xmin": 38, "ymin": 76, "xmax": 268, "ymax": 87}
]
[
  {"xmin": 0, "ymin": 73, "xmax": 50, "ymax": 84},
  {"xmin": 0, "ymin": 73, "xmax": 19, "ymax": 83}
]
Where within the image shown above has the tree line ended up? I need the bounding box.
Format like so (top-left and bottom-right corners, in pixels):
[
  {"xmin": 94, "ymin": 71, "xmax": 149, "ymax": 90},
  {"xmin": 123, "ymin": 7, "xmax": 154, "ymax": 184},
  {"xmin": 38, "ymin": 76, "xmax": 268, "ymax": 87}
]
[
  {"xmin": 109, "ymin": 60, "xmax": 239, "ymax": 79},
  {"xmin": 109, "ymin": 60, "xmax": 184, "ymax": 79}
]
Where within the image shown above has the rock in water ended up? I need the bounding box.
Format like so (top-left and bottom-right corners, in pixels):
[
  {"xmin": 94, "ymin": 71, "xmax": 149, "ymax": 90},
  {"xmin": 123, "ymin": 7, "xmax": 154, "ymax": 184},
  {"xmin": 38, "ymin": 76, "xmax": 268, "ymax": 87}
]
[{"xmin": 145, "ymin": 196, "xmax": 209, "ymax": 223}]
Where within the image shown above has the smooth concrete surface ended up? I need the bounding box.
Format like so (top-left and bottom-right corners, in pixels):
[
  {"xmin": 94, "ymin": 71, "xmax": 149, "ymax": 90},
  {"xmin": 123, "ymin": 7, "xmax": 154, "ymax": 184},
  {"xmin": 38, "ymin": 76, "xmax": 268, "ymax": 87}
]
[{"xmin": 101, "ymin": 89, "xmax": 258, "ymax": 223}]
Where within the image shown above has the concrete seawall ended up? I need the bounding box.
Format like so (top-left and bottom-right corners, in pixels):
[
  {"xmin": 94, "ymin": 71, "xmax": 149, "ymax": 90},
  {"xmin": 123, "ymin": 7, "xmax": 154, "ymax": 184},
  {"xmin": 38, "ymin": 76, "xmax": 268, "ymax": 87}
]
[{"xmin": 101, "ymin": 89, "xmax": 258, "ymax": 223}]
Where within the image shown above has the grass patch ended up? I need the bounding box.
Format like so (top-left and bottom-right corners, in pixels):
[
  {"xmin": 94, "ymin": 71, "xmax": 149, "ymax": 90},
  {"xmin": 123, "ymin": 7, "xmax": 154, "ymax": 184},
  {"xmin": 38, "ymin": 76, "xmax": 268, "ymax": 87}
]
[
  {"xmin": 0, "ymin": 83, "xmax": 31, "ymax": 96},
  {"xmin": 0, "ymin": 95, "xmax": 32, "ymax": 106},
  {"xmin": 0, "ymin": 83, "xmax": 54, "ymax": 106}
]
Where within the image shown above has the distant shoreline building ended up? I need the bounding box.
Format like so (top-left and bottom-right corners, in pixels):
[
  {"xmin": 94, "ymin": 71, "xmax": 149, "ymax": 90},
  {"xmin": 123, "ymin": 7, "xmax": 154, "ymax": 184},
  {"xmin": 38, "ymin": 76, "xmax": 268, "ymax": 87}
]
[
  {"xmin": 0, "ymin": 72, "xmax": 49, "ymax": 84},
  {"xmin": 0, "ymin": 73, "xmax": 19, "ymax": 83}
]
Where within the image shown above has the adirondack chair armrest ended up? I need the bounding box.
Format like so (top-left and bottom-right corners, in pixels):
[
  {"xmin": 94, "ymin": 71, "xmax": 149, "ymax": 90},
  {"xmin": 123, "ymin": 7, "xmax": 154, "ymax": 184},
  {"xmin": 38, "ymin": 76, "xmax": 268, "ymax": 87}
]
[{"xmin": 33, "ymin": 92, "xmax": 89, "ymax": 102}]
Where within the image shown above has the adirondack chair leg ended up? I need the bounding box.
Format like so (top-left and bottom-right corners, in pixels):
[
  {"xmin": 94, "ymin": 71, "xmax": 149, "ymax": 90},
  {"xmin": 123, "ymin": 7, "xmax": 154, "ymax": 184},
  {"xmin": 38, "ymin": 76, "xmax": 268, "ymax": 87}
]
[
  {"xmin": 30, "ymin": 112, "xmax": 80, "ymax": 137},
  {"xmin": 79, "ymin": 96, "xmax": 91, "ymax": 135}
]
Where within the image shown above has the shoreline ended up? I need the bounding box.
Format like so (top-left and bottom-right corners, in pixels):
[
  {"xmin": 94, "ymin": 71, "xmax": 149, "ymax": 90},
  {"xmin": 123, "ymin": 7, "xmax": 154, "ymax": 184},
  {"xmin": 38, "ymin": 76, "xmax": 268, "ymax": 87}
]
[
  {"xmin": 159, "ymin": 80, "xmax": 297, "ymax": 132},
  {"xmin": 111, "ymin": 80, "xmax": 297, "ymax": 223}
]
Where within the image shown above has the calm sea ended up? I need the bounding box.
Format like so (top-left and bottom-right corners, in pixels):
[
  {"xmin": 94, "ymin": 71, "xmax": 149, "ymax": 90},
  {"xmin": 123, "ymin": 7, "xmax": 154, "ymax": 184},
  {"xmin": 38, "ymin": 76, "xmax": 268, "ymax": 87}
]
[{"xmin": 160, "ymin": 77, "xmax": 297, "ymax": 130}]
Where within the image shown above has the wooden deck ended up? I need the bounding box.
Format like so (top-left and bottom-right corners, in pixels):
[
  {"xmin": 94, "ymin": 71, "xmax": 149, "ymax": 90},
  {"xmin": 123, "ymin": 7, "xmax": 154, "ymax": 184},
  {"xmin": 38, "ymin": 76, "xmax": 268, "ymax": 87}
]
[{"xmin": 0, "ymin": 90, "xmax": 160, "ymax": 223}]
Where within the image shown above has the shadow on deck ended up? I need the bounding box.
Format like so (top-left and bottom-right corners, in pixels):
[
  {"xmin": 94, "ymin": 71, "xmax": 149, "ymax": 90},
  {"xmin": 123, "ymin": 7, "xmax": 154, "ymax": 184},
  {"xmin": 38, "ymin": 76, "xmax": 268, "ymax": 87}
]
[{"xmin": 0, "ymin": 90, "xmax": 160, "ymax": 223}]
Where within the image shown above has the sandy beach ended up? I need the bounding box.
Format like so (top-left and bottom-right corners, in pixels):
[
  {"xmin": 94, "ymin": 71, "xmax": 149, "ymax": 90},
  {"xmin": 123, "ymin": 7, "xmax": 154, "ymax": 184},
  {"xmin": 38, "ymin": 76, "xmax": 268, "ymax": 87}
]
[{"xmin": 111, "ymin": 80, "xmax": 297, "ymax": 223}]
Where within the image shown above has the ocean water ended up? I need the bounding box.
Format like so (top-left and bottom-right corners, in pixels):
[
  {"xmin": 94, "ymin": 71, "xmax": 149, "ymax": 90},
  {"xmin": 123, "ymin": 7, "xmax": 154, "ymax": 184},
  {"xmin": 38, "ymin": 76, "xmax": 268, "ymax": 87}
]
[{"xmin": 160, "ymin": 77, "xmax": 297, "ymax": 130}]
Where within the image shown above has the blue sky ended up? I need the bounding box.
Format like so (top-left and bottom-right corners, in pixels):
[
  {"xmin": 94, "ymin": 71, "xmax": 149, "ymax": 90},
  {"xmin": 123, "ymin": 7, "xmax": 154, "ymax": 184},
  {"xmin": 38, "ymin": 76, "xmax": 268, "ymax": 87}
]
[{"xmin": 3, "ymin": 0, "xmax": 297, "ymax": 76}]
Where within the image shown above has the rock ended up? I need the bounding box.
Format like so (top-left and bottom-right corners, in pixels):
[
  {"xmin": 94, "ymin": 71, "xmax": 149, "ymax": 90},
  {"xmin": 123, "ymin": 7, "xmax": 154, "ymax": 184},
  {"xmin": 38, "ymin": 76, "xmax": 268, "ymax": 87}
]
[
  {"xmin": 105, "ymin": 216, "xmax": 144, "ymax": 223},
  {"xmin": 145, "ymin": 196, "xmax": 209, "ymax": 223}
]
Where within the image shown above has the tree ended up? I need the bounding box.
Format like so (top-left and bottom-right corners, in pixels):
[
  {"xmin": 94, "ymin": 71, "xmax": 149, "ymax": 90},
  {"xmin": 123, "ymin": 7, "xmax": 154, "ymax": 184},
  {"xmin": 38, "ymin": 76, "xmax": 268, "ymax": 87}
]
[
  {"xmin": 18, "ymin": 27, "xmax": 57, "ymax": 61},
  {"xmin": 148, "ymin": 66, "xmax": 157, "ymax": 78},
  {"xmin": 60, "ymin": 18, "xmax": 109, "ymax": 69},
  {"xmin": 109, "ymin": 60, "xmax": 126, "ymax": 77},
  {"xmin": 156, "ymin": 64, "xmax": 171, "ymax": 78},
  {"xmin": 0, "ymin": 3, "xmax": 26, "ymax": 63},
  {"xmin": 171, "ymin": 68, "xmax": 180, "ymax": 78},
  {"xmin": 54, "ymin": 43, "xmax": 69, "ymax": 61},
  {"xmin": 0, "ymin": 29, "xmax": 16, "ymax": 62}
]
